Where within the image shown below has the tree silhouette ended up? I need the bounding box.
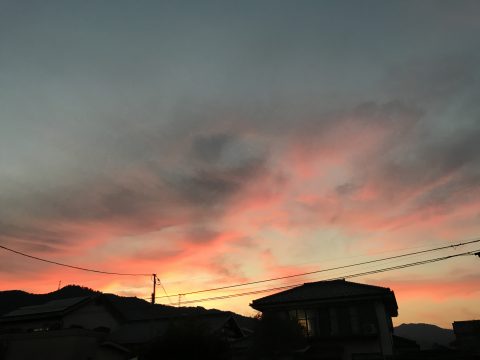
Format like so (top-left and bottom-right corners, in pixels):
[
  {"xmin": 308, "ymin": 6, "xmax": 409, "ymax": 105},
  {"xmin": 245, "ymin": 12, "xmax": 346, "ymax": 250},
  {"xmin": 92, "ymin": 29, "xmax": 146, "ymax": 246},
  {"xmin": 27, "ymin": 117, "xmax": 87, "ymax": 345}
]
[
  {"xmin": 250, "ymin": 313, "xmax": 307, "ymax": 359},
  {"xmin": 144, "ymin": 319, "xmax": 229, "ymax": 360}
]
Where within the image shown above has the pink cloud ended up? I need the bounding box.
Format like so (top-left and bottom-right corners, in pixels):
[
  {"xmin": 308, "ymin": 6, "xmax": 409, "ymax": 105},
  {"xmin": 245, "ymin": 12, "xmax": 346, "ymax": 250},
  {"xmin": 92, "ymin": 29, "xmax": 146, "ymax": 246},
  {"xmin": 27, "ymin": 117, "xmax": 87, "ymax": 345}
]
[{"xmin": 370, "ymin": 275, "xmax": 480, "ymax": 302}]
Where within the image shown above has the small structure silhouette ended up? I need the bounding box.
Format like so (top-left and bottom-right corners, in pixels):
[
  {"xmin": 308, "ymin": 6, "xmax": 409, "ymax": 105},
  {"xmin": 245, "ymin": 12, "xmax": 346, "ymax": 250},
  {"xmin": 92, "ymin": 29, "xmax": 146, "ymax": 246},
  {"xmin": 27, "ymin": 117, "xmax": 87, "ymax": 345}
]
[{"xmin": 453, "ymin": 320, "xmax": 480, "ymax": 356}]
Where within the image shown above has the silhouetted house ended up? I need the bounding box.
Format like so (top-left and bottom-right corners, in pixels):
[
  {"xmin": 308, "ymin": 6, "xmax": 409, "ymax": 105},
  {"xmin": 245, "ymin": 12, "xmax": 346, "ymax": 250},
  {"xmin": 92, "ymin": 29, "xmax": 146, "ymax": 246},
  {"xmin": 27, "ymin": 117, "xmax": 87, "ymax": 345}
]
[
  {"xmin": 0, "ymin": 296, "xmax": 132, "ymax": 359},
  {"xmin": 250, "ymin": 279, "xmax": 398, "ymax": 360},
  {"xmin": 453, "ymin": 320, "xmax": 480, "ymax": 356},
  {"xmin": 0, "ymin": 294, "xmax": 246, "ymax": 359}
]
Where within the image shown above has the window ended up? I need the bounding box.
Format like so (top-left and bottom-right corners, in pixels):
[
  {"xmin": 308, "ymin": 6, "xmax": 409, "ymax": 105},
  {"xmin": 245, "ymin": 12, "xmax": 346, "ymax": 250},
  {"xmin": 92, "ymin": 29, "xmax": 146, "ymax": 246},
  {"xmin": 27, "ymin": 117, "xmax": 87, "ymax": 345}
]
[
  {"xmin": 331, "ymin": 304, "xmax": 375, "ymax": 337},
  {"xmin": 337, "ymin": 306, "xmax": 351, "ymax": 336},
  {"xmin": 289, "ymin": 309, "xmax": 317, "ymax": 337},
  {"xmin": 287, "ymin": 302, "xmax": 379, "ymax": 339},
  {"xmin": 358, "ymin": 303, "xmax": 378, "ymax": 335},
  {"xmin": 352, "ymin": 353, "xmax": 382, "ymax": 360},
  {"xmin": 317, "ymin": 307, "xmax": 331, "ymax": 336},
  {"xmin": 350, "ymin": 306, "xmax": 360, "ymax": 335}
]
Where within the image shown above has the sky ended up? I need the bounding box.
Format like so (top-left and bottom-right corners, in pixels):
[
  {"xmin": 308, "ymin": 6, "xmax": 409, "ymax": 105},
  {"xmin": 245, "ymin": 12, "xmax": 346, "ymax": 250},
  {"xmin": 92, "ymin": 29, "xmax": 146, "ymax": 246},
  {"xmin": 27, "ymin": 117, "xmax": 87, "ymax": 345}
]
[{"xmin": 1, "ymin": 0, "xmax": 480, "ymax": 328}]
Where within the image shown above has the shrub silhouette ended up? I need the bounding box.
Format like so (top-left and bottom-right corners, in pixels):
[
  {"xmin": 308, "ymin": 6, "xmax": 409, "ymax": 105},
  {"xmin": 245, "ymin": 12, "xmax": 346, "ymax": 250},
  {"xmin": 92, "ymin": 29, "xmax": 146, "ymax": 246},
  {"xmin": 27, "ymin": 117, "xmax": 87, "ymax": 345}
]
[
  {"xmin": 144, "ymin": 319, "xmax": 229, "ymax": 360},
  {"xmin": 250, "ymin": 313, "xmax": 307, "ymax": 359}
]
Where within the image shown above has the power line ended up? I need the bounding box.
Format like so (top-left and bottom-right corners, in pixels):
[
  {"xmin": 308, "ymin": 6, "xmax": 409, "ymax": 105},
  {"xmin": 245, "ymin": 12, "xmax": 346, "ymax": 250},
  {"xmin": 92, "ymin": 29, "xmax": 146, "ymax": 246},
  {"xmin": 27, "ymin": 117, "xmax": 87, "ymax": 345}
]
[
  {"xmin": 157, "ymin": 278, "xmax": 173, "ymax": 305},
  {"xmin": 174, "ymin": 249, "xmax": 479, "ymax": 305},
  {"xmin": 154, "ymin": 238, "xmax": 480, "ymax": 299},
  {"xmin": 0, "ymin": 244, "xmax": 151, "ymax": 276}
]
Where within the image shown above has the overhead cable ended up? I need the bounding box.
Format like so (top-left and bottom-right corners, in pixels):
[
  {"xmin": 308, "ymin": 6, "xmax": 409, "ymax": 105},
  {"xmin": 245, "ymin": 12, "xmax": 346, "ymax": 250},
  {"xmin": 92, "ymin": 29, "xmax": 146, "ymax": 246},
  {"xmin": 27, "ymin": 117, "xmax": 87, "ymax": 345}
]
[
  {"xmin": 154, "ymin": 238, "xmax": 480, "ymax": 299},
  {"xmin": 170, "ymin": 249, "xmax": 480, "ymax": 305},
  {"xmin": 0, "ymin": 244, "xmax": 151, "ymax": 276}
]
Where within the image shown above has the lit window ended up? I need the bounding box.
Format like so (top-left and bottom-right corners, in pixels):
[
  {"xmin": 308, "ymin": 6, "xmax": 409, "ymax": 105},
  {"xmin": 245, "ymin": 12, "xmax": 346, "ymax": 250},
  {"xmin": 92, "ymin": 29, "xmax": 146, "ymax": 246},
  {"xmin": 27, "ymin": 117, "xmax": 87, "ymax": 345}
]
[{"xmin": 289, "ymin": 309, "xmax": 317, "ymax": 337}]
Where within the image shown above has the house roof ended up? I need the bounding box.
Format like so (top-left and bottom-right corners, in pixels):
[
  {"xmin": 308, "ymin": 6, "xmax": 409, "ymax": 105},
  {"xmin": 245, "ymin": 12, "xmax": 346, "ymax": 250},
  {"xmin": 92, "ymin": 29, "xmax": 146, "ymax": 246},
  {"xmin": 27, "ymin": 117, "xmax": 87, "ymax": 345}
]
[
  {"xmin": 0, "ymin": 295, "xmax": 126, "ymax": 325},
  {"xmin": 1, "ymin": 296, "xmax": 91, "ymax": 320},
  {"xmin": 453, "ymin": 320, "xmax": 480, "ymax": 334},
  {"xmin": 393, "ymin": 335, "xmax": 420, "ymax": 350},
  {"xmin": 250, "ymin": 280, "xmax": 398, "ymax": 316}
]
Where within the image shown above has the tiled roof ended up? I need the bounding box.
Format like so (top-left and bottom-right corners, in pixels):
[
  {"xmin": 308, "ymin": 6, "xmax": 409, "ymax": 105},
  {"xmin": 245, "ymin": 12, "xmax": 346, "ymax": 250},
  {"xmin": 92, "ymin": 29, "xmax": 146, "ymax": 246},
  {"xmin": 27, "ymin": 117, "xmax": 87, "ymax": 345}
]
[
  {"xmin": 250, "ymin": 280, "xmax": 397, "ymax": 315},
  {"xmin": 2, "ymin": 297, "xmax": 90, "ymax": 318}
]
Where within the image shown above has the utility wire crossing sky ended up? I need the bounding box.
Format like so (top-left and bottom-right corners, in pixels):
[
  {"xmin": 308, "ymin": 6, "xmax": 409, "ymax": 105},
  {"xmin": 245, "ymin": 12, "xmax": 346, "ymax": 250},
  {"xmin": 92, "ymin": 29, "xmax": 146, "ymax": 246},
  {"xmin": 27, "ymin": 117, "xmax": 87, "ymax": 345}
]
[
  {"xmin": 2, "ymin": 238, "xmax": 479, "ymax": 307},
  {"xmin": 171, "ymin": 249, "xmax": 480, "ymax": 306}
]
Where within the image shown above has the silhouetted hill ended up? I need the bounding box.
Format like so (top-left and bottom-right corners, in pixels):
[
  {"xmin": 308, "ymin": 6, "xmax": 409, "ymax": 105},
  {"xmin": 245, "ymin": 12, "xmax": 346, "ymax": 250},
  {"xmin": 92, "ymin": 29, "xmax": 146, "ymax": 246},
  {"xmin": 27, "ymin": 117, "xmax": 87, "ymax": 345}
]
[
  {"xmin": 394, "ymin": 323, "xmax": 455, "ymax": 349},
  {"xmin": 0, "ymin": 285, "xmax": 256, "ymax": 330}
]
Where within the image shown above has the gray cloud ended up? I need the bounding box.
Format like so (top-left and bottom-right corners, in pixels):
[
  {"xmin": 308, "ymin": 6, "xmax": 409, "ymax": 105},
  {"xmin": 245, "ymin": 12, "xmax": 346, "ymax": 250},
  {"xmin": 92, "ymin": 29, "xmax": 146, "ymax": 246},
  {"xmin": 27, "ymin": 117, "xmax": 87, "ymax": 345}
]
[
  {"xmin": 314, "ymin": 53, "xmax": 480, "ymax": 229},
  {"xmin": 387, "ymin": 53, "xmax": 480, "ymax": 105},
  {"xmin": 0, "ymin": 129, "xmax": 270, "ymax": 252},
  {"xmin": 191, "ymin": 133, "xmax": 236, "ymax": 164},
  {"xmin": 0, "ymin": 222, "xmax": 70, "ymax": 246},
  {"xmin": 378, "ymin": 56, "xmax": 480, "ymax": 196},
  {"xmin": 165, "ymin": 132, "xmax": 267, "ymax": 206}
]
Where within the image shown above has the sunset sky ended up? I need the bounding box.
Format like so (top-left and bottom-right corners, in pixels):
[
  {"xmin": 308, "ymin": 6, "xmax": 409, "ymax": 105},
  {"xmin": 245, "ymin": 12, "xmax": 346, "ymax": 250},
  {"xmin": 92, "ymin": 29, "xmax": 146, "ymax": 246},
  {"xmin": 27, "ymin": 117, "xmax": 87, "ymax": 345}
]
[{"xmin": 1, "ymin": 1, "xmax": 480, "ymax": 328}]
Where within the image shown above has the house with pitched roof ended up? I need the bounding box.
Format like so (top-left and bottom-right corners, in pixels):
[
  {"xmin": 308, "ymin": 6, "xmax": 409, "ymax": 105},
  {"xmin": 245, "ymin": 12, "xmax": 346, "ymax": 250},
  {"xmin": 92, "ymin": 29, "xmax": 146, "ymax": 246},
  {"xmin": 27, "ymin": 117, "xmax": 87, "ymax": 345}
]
[
  {"xmin": 0, "ymin": 296, "xmax": 123, "ymax": 334},
  {"xmin": 0, "ymin": 293, "xmax": 246, "ymax": 359},
  {"xmin": 0, "ymin": 296, "xmax": 131, "ymax": 360},
  {"xmin": 250, "ymin": 279, "xmax": 398, "ymax": 360}
]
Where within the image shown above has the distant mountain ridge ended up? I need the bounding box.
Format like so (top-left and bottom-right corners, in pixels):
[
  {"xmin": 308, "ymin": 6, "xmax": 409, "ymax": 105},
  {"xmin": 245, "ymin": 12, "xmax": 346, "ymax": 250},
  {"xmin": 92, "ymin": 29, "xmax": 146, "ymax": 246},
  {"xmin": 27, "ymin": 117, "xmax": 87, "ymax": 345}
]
[
  {"xmin": 0, "ymin": 285, "xmax": 256, "ymax": 330},
  {"xmin": 394, "ymin": 323, "xmax": 455, "ymax": 349}
]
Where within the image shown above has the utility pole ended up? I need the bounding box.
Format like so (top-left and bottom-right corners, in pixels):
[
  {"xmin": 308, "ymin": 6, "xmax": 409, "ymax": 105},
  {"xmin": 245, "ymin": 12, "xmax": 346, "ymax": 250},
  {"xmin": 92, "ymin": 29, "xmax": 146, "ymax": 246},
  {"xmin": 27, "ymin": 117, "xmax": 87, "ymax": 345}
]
[{"xmin": 151, "ymin": 273, "xmax": 157, "ymax": 304}]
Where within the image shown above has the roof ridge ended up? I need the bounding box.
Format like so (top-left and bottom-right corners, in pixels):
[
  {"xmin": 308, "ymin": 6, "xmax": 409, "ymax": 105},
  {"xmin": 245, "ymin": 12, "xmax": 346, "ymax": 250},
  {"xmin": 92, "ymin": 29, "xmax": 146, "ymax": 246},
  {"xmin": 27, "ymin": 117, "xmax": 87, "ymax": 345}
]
[
  {"xmin": 1, "ymin": 296, "xmax": 93, "ymax": 318},
  {"xmin": 303, "ymin": 279, "xmax": 391, "ymax": 290},
  {"xmin": 250, "ymin": 280, "xmax": 396, "ymax": 311}
]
